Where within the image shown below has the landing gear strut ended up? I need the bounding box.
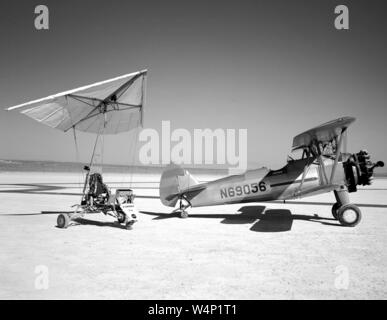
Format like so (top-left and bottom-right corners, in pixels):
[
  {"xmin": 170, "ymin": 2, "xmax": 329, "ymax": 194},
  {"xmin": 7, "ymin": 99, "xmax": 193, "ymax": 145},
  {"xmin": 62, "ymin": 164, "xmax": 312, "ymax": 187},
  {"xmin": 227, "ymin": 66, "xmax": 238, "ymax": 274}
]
[
  {"xmin": 332, "ymin": 189, "xmax": 362, "ymax": 227},
  {"xmin": 331, "ymin": 202, "xmax": 340, "ymax": 220},
  {"xmin": 175, "ymin": 196, "xmax": 191, "ymax": 218}
]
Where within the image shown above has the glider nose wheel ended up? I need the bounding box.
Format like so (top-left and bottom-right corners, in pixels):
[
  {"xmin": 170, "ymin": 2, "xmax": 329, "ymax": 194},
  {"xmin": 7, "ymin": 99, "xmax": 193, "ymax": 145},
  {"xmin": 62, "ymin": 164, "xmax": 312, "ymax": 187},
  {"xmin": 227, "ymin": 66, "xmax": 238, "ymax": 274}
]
[
  {"xmin": 337, "ymin": 204, "xmax": 362, "ymax": 227},
  {"xmin": 57, "ymin": 213, "xmax": 70, "ymax": 229}
]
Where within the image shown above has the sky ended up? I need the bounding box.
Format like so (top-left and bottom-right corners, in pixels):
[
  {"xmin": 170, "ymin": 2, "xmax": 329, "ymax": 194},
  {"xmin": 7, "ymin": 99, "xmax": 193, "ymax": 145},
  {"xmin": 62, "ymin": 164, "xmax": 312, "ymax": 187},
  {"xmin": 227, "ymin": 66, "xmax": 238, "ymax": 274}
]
[{"xmin": 0, "ymin": 0, "xmax": 386, "ymax": 170}]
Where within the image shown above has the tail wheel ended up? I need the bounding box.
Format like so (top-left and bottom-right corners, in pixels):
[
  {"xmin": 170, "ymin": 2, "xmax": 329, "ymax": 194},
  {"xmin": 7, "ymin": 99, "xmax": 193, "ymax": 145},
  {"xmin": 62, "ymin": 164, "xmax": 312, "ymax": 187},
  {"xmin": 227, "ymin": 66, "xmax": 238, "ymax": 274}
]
[
  {"xmin": 179, "ymin": 210, "xmax": 188, "ymax": 219},
  {"xmin": 337, "ymin": 204, "xmax": 362, "ymax": 227},
  {"xmin": 331, "ymin": 202, "xmax": 340, "ymax": 220},
  {"xmin": 57, "ymin": 214, "xmax": 70, "ymax": 229}
]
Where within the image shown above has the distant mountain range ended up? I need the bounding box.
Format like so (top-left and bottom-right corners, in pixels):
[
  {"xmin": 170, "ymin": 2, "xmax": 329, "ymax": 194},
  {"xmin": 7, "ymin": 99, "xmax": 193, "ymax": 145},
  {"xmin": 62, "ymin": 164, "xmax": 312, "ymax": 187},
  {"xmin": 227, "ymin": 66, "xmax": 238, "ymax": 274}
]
[
  {"xmin": 1, "ymin": 159, "xmax": 386, "ymax": 177},
  {"xmin": 0, "ymin": 159, "xmax": 229, "ymax": 175}
]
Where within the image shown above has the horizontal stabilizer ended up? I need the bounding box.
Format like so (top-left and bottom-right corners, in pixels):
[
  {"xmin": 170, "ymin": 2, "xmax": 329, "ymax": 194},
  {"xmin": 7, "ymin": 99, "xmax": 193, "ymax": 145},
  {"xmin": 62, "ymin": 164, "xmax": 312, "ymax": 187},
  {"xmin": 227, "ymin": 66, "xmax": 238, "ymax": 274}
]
[{"xmin": 165, "ymin": 183, "xmax": 207, "ymax": 202}]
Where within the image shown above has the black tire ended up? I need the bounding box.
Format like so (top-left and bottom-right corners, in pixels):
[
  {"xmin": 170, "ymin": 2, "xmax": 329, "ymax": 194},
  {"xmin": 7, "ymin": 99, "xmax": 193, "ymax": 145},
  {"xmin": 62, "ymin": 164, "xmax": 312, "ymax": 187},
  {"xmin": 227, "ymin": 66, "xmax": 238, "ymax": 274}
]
[
  {"xmin": 337, "ymin": 204, "xmax": 362, "ymax": 227},
  {"xmin": 180, "ymin": 210, "xmax": 188, "ymax": 219},
  {"xmin": 331, "ymin": 202, "xmax": 340, "ymax": 220},
  {"xmin": 57, "ymin": 214, "xmax": 70, "ymax": 229},
  {"xmin": 125, "ymin": 221, "xmax": 134, "ymax": 230},
  {"xmin": 117, "ymin": 212, "xmax": 126, "ymax": 224}
]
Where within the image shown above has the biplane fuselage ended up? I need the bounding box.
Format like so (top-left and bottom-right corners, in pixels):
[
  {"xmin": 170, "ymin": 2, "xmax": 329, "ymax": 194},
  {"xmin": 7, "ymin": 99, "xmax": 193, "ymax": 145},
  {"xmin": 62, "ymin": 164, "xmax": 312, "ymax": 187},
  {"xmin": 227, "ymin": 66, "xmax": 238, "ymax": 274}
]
[
  {"xmin": 160, "ymin": 117, "xmax": 384, "ymax": 227},
  {"xmin": 183, "ymin": 157, "xmax": 344, "ymax": 207}
]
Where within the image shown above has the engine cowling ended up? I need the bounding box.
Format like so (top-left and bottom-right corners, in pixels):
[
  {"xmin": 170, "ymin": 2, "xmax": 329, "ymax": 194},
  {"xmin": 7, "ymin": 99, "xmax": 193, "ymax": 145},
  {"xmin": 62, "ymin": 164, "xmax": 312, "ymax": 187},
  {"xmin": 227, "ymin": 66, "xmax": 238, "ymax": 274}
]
[{"xmin": 343, "ymin": 150, "xmax": 384, "ymax": 192}]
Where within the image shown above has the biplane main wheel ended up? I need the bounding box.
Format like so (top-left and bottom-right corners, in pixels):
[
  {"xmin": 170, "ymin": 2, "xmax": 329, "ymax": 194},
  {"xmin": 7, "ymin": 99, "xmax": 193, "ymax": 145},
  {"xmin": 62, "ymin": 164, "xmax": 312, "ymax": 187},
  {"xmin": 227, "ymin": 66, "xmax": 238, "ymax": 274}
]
[
  {"xmin": 57, "ymin": 214, "xmax": 70, "ymax": 229},
  {"xmin": 331, "ymin": 202, "xmax": 341, "ymax": 220},
  {"xmin": 179, "ymin": 210, "xmax": 188, "ymax": 219},
  {"xmin": 337, "ymin": 204, "xmax": 362, "ymax": 227}
]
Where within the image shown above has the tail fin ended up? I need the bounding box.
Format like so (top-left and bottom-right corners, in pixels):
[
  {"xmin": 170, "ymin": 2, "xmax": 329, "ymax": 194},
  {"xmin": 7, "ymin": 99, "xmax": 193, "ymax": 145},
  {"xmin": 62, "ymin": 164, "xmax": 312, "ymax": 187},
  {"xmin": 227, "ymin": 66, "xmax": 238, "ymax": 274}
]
[{"xmin": 159, "ymin": 164, "xmax": 200, "ymax": 207}]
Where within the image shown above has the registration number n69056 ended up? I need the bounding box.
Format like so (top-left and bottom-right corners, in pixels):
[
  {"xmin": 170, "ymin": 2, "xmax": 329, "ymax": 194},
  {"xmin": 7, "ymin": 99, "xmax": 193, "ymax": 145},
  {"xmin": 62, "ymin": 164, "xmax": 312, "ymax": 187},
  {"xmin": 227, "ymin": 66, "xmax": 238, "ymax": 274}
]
[{"xmin": 220, "ymin": 182, "xmax": 267, "ymax": 199}]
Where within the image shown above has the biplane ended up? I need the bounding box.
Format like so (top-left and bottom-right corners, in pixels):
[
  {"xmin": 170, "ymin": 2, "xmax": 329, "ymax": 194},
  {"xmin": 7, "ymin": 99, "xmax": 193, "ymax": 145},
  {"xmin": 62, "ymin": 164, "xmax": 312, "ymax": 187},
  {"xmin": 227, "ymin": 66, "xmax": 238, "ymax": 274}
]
[
  {"xmin": 6, "ymin": 69, "xmax": 147, "ymax": 229},
  {"xmin": 160, "ymin": 117, "xmax": 384, "ymax": 227}
]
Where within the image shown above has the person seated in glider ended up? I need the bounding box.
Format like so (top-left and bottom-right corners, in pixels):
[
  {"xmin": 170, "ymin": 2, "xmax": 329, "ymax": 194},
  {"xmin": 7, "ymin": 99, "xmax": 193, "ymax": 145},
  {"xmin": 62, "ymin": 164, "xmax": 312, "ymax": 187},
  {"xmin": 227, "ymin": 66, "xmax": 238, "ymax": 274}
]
[{"xmin": 87, "ymin": 172, "xmax": 111, "ymax": 206}]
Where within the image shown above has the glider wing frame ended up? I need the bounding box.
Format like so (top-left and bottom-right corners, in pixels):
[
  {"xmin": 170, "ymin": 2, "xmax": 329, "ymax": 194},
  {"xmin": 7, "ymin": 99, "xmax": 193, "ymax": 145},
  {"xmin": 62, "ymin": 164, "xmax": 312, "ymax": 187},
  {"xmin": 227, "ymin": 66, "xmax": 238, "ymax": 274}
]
[{"xmin": 6, "ymin": 69, "xmax": 147, "ymax": 135}]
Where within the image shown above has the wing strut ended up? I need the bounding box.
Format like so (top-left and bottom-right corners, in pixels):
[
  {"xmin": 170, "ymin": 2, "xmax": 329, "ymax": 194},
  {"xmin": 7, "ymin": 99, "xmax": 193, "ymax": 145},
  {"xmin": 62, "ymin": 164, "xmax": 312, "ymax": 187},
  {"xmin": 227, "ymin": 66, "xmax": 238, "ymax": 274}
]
[
  {"xmin": 329, "ymin": 128, "xmax": 346, "ymax": 184},
  {"xmin": 309, "ymin": 142, "xmax": 329, "ymax": 185},
  {"xmin": 295, "ymin": 154, "xmax": 313, "ymax": 197}
]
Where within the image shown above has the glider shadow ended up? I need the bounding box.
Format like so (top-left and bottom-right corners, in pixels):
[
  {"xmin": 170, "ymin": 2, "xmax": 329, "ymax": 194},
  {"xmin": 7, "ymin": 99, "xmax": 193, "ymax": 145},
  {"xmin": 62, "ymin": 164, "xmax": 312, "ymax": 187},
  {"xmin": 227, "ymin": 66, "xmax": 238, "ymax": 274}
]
[{"xmin": 58, "ymin": 217, "xmax": 128, "ymax": 230}]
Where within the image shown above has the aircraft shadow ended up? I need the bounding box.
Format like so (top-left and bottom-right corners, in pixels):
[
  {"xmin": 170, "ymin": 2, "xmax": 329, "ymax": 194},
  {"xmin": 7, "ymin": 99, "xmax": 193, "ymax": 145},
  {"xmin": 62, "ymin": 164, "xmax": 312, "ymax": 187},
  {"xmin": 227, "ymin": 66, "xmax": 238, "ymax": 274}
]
[
  {"xmin": 0, "ymin": 213, "xmax": 47, "ymax": 216},
  {"xmin": 62, "ymin": 217, "xmax": 127, "ymax": 230},
  {"xmin": 220, "ymin": 205, "xmax": 266, "ymax": 224},
  {"xmin": 237, "ymin": 206, "xmax": 340, "ymax": 232},
  {"xmin": 2, "ymin": 184, "xmax": 386, "ymax": 207},
  {"xmin": 0, "ymin": 183, "xmax": 159, "ymax": 199},
  {"xmin": 248, "ymin": 209, "xmax": 293, "ymax": 232},
  {"xmin": 0, "ymin": 211, "xmax": 78, "ymax": 217},
  {"xmin": 140, "ymin": 205, "xmax": 340, "ymax": 232}
]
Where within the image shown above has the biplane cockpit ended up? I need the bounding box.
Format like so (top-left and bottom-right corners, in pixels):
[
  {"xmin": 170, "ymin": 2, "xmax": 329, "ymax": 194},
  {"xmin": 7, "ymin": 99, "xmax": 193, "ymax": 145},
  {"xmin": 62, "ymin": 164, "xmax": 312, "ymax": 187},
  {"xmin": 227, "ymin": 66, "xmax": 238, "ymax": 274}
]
[{"xmin": 287, "ymin": 148, "xmax": 311, "ymax": 163}]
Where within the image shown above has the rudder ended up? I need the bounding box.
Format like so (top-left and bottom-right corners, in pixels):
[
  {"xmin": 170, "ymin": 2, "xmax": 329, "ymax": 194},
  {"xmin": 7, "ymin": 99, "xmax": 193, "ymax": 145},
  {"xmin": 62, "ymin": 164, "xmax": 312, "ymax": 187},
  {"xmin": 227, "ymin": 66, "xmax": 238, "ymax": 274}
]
[{"xmin": 159, "ymin": 164, "xmax": 199, "ymax": 207}]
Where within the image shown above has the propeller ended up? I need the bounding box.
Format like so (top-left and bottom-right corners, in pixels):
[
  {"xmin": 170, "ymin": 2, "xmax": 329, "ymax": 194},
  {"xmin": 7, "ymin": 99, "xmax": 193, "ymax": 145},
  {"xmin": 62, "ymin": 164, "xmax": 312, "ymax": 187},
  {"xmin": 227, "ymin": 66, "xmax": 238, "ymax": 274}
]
[{"xmin": 372, "ymin": 161, "xmax": 385, "ymax": 170}]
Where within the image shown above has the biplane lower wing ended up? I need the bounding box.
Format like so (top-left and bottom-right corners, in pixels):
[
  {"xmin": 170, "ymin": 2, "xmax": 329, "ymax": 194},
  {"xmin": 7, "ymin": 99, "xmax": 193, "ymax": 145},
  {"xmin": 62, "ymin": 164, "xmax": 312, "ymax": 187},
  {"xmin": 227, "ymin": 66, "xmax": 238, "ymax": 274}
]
[{"xmin": 284, "ymin": 184, "xmax": 339, "ymax": 200}]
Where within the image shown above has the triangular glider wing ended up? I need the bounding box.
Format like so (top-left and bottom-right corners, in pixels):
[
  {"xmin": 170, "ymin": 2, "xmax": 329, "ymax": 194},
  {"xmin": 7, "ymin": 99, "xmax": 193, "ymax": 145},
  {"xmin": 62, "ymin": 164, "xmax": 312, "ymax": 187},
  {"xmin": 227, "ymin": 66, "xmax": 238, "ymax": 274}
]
[
  {"xmin": 292, "ymin": 117, "xmax": 356, "ymax": 151},
  {"xmin": 6, "ymin": 70, "xmax": 147, "ymax": 135}
]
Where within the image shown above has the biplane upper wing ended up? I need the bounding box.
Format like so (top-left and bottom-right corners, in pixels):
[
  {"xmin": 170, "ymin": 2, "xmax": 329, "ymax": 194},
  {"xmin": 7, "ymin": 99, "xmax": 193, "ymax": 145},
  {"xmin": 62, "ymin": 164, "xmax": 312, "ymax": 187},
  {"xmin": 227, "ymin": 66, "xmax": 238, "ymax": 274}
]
[
  {"xmin": 5, "ymin": 70, "xmax": 147, "ymax": 135},
  {"xmin": 292, "ymin": 117, "xmax": 356, "ymax": 151}
]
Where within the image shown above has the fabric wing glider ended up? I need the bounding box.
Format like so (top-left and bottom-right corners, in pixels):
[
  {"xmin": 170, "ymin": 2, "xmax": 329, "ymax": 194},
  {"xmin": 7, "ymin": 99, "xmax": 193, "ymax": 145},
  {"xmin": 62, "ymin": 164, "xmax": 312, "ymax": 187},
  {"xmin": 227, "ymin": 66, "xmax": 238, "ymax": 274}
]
[{"xmin": 6, "ymin": 69, "xmax": 147, "ymax": 135}]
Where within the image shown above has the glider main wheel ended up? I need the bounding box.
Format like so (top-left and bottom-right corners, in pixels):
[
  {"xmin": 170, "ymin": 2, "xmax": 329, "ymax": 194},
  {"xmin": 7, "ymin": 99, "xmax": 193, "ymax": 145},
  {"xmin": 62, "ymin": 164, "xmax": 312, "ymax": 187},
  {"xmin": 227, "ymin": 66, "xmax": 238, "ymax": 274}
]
[
  {"xmin": 117, "ymin": 212, "xmax": 126, "ymax": 224},
  {"xmin": 331, "ymin": 202, "xmax": 341, "ymax": 220},
  {"xmin": 337, "ymin": 204, "xmax": 362, "ymax": 227},
  {"xmin": 57, "ymin": 214, "xmax": 70, "ymax": 229},
  {"xmin": 125, "ymin": 221, "xmax": 134, "ymax": 230},
  {"xmin": 179, "ymin": 210, "xmax": 188, "ymax": 219}
]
